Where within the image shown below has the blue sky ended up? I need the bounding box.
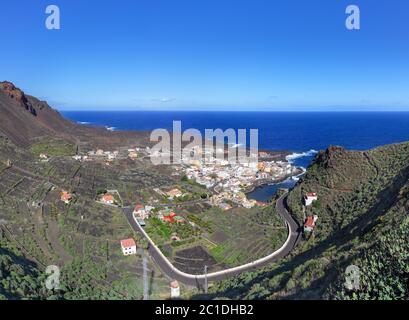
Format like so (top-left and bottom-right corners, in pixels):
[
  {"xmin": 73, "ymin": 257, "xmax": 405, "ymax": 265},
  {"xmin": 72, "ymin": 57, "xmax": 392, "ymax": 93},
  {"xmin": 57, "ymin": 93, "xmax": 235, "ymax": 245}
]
[{"xmin": 1, "ymin": 0, "xmax": 408, "ymax": 111}]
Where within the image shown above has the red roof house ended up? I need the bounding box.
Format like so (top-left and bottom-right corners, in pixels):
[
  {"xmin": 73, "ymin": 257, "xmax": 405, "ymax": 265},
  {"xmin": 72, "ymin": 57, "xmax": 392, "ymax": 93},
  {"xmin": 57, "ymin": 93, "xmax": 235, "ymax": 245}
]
[
  {"xmin": 102, "ymin": 194, "xmax": 115, "ymax": 204},
  {"xmin": 162, "ymin": 211, "xmax": 177, "ymax": 223},
  {"xmin": 61, "ymin": 191, "xmax": 72, "ymax": 204},
  {"xmin": 120, "ymin": 238, "xmax": 137, "ymax": 255},
  {"xmin": 304, "ymin": 215, "xmax": 318, "ymax": 233}
]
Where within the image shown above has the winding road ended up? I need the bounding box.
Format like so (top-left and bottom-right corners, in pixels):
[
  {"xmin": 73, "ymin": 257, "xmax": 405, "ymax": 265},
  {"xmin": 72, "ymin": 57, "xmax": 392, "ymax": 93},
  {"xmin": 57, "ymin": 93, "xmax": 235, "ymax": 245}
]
[{"xmin": 123, "ymin": 193, "xmax": 301, "ymax": 287}]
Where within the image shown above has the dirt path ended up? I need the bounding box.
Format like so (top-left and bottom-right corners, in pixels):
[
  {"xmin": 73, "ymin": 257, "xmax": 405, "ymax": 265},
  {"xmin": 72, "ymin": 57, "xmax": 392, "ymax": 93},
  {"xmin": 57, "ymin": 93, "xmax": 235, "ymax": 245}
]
[
  {"xmin": 47, "ymin": 219, "xmax": 73, "ymax": 265},
  {"xmin": 31, "ymin": 209, "xmax": 56, "ymax": 263}
]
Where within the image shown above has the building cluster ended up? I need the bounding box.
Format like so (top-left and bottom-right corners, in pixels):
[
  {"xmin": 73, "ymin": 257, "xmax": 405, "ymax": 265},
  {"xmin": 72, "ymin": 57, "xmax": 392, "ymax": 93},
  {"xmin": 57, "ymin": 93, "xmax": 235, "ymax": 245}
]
[
  {"xmin": 133, "ymin": 204, "xmax": 185, "ymax": 225},
  {"xmin": 71, "ymin": 148, "xmax": 142, "ymax": 163},
  {"xmin": 183, "ymin": 158, "xmax": 296, "ymax": 208},
  {"xmin": 72, "ymin": 149, "xmax": 119, "ymax": 163},
  {"xmin": 210, "ymin": 191, "xmax": 262, "ymax": 209}
]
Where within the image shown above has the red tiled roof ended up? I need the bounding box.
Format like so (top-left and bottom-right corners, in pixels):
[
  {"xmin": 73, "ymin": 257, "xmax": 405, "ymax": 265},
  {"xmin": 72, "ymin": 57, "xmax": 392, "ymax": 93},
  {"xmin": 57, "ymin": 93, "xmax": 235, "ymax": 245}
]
[
  {"xmin": 304, "ymin": 216, "xmax": 315, "ymax": 228},
  {"xmin": 134, "ymin": 204, "xmax": 144, "ymax": 211},
  {"xmin": 306, "ymin": 192, "xmax": 317, "ymax": 197},
  {"xmin": 163, "ymin": 216, "xmax": 175, "ymax": 223},
  {"xmin": 121, "ymin": 238, "xmax": 136, "ymax": 248},
  {"xmin": 103, "ymin": 194, "xmax": 114, "ymax": 202},
  {"xmin": 61, "ymin": 191, "xmax": 72, "ymax": 201}
]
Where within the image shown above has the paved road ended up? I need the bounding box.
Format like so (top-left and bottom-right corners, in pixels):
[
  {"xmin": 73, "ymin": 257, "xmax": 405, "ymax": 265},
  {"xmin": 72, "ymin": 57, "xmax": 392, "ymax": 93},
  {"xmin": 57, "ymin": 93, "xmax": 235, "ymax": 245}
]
[{"xmin": 123, "ymin": 193, "xmax": 301, "ymax": 287}]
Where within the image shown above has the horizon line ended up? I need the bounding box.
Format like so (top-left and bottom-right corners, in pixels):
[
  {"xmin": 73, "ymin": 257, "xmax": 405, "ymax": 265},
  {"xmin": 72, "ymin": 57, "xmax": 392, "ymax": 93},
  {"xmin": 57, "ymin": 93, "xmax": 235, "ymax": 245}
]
[{"xmin": 58, "ymin": 109, "xmax": 409, "ymax": 113}]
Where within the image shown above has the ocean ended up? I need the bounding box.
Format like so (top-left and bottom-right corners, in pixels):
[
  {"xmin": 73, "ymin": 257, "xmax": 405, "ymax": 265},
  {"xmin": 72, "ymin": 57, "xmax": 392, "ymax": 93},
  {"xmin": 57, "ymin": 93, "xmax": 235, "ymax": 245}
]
[{"xmin": 62, "ymin": 111, "xmax": 409, "ymax": 201}]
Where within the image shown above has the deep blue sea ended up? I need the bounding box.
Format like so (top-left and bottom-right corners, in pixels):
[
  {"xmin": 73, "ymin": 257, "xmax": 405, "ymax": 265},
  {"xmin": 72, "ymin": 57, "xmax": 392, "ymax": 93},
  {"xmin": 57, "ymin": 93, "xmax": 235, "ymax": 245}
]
[{"xmin": 62, "ymin": 111, "xmax": 409, "ymax": 201}]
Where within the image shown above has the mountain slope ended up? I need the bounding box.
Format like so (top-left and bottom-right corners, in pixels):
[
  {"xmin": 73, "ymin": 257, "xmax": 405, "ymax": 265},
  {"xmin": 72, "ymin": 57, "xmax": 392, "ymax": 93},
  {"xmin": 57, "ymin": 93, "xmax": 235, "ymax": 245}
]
[
  {"xmin": 0, "ymin": 82, "xmax": 76, "ymax": 148},
  {"xmin": 0, "ymin": 81, "xmax": 152, "ymax": 150},
  {"xmin": 205, "ymin": 143, "xmax": 409, "ymax": 299}
]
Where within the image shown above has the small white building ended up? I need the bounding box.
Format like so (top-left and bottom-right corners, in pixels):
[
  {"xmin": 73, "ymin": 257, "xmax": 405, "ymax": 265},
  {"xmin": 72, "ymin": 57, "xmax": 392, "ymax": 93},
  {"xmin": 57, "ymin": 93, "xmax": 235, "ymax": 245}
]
[
  {"xmin": 120, "ymin": 238, "xmax": 137, "ymax": 256},
  {"xmin": 304, "ymin": 192, "xmax": 318, "ymax": 206},
  {"xmin": 133, "ymin": 204, "xmax": 151, "ymax": 220},
  {"xmin": 170, "ymin": 280, "xmax": 180, "ymax": 298}
]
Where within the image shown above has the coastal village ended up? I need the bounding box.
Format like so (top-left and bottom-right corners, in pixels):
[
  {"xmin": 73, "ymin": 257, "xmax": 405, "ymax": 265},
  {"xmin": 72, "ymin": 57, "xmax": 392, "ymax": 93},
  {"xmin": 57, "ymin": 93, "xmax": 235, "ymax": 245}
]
[
  {"xmin": 41, "ymin": 137, "xmax": 320, "ymax": 297},
  {"xmin": 182, "ymin": 155, "xmax": 301, "ymax": 209},
  {"xmin": 6, "ymin": 126, "xmax": 323, "ymax": 299},
  {"xmin": 52, "ymin": 144, "xmax": 318, "ymax": 233}
]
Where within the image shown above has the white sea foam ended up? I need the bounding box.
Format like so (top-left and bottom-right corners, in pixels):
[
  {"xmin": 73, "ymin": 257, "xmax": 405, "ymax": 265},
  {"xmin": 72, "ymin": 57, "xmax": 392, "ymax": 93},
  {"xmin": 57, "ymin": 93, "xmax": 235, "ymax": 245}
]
[
  {"xmin": 78, "ymin": 121, "xmax": 90, "ymax": 125},
  {"xmin": 106, "ymin": 126, "xmax": 116, "ymax": 131},
  {"xmin": 291, "ymin": 167, "xmax": 307, "ymax": 181},
  {"xmin": 286, "ymin": 149, "xmax": 318, "ymax": 162}
]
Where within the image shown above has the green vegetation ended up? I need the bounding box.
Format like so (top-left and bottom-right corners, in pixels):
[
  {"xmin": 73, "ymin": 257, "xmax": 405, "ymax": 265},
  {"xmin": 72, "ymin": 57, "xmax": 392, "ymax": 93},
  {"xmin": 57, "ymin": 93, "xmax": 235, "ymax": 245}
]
[
  {"xmin": 0, "ymin": 238, "xmax": 50, "ymax": 300},
  {"xmin": 31, "ymin": 138, "xmax": 76, "ymax": 157},
  {"xmin": 187, "ymin": 214, "xmax": 214, "ymax": 233},
  {"xmin": 145, "ymin": 217, "xmax": 199, "ymax": 245},
  {"xmin": 203, "ymin": 143, "xmax": 409, "ymax": 300},
  {"xmin": 329, "ymin": 217, "xmax": 409, "ymax": 300}
]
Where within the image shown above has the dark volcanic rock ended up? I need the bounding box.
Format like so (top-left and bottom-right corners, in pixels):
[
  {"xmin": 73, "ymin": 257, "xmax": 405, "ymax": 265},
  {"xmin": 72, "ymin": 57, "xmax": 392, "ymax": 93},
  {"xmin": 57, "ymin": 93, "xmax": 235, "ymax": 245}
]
[
  {"xmin": 314, "ymin": 146, "xmax": 346, "ymax": 168},
  {"xmin": 0, "ymin": 81, "xmax": 36, "ymax": 116}
]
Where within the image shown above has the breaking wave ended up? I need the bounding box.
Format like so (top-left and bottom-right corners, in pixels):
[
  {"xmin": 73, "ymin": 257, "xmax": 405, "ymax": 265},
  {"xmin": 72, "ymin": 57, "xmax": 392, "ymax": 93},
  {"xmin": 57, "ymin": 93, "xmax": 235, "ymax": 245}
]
[
  {"xmin": 286, "ymin": 149, "xmax": 318, "ymax": 162},
  {"xmin": 291, "ymin": 167, "xmax": 307, "ymax": 181},
  {"xmin": 106, "ymin": 126, "xmax": 116, "ymax": 131}
]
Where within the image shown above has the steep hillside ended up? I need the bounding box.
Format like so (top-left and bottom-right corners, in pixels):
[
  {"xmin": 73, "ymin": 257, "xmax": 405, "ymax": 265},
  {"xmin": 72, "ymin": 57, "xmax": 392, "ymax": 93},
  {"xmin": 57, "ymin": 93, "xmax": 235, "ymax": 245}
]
[
  {"xmin": 0, "ymin": 82, "xmax": 75, "ymax": 148},
  {"xmin": 0, "ymin": 237, "xmax": 50, "ymax": 300},
  {"xmin": 206, "ymin": 143, "xmax": 409, "ymax": 300},
  {"xmin": 0, "ymin": 81, "xmax": 151, "ymax": 150}
]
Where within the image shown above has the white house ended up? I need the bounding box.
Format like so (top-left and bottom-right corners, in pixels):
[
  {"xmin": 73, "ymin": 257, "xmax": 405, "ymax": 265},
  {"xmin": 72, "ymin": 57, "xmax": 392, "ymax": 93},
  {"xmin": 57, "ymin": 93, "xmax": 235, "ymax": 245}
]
[
  {"xmin": 170, "ymin": 280, "xmax": 180, "ymax": 298},
  {"xmin": 133, "ymin": 204, "xmax": 152, "ymax": 220},
  {"xmin": 120, "ymin": 238, "xmax": 137, "ymax": 256},
  {"xmin": 304, "ymin": 192, "xmax": 318, "ymax": 206},
  {"xmin": 166, "ymin": 188, "xmax": 183, "ymax": 200}
]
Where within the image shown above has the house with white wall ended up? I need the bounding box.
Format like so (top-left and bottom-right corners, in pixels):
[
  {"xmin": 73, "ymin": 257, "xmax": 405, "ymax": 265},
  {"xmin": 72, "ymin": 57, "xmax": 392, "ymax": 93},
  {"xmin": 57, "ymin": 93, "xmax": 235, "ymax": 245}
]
[{"xmin": 120, "ymin": 238, "xmax": 137, "ymax": 256}]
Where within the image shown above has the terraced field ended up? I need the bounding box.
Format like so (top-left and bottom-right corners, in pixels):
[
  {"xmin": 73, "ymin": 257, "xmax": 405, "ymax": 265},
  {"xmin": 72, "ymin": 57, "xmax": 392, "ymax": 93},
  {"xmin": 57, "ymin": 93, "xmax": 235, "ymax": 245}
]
[
  {"xmin": 0, "ymin": 137, "xmax": 175, "ymax": 299},
  {"xmin": 173, "ymin": 246, "xmax": 220, "ymax": 275}
]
